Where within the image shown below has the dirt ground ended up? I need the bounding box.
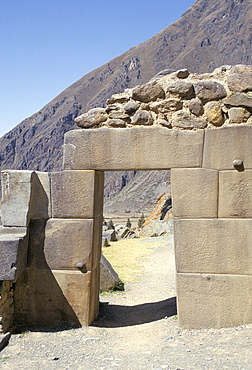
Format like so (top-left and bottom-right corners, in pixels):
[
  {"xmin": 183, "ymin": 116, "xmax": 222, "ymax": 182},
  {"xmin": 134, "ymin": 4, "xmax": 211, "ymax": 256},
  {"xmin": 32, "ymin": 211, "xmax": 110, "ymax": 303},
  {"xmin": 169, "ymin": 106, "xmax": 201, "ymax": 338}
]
[{"xmin": 1, "ymin": 235, "xmax": 252, "ymax": 369}]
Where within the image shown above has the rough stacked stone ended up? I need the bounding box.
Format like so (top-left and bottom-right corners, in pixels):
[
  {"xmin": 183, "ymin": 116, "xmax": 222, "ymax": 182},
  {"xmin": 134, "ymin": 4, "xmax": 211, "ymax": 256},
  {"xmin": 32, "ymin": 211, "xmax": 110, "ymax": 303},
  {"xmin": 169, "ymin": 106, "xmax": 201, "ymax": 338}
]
[{"xmin": 74, "ymin": 65, "xmax": 252, "ymax": 131}]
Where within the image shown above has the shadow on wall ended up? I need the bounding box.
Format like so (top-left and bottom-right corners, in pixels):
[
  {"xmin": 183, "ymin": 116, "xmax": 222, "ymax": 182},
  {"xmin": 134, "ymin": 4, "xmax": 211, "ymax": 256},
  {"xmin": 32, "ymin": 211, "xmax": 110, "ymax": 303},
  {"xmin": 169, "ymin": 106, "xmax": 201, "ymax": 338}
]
[
  {"xmin": 14, "ymin": 218, "xmax": 81, "ymax": 332},
  {"xmin": 92, "ymin": 297, "xmax": 177, "ymax": 328}
]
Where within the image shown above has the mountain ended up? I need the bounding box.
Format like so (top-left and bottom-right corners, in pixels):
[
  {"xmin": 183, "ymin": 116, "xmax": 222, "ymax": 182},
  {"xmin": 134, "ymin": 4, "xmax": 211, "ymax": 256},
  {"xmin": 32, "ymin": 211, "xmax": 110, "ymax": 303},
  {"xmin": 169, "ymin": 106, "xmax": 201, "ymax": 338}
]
[{"xmin": 0, "ymin": 0, "xmax": 251, "ymax": 198}]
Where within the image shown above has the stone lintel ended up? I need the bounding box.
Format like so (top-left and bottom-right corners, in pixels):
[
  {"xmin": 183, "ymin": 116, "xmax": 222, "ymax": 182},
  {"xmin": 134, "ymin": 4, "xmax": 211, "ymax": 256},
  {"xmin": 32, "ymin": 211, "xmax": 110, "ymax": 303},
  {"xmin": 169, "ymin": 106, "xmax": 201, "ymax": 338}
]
[{"xmin": 63, "ymin": 127, "xmax": 204, "ymax": 170}]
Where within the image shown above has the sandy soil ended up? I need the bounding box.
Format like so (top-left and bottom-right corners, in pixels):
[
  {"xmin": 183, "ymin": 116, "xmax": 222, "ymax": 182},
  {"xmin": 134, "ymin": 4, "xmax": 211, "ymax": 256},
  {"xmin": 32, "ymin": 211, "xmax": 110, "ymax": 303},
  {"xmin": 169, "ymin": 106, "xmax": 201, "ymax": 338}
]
[{"xmin": 1, "ymin": 235, "xmax": 252, "ymax": 369}]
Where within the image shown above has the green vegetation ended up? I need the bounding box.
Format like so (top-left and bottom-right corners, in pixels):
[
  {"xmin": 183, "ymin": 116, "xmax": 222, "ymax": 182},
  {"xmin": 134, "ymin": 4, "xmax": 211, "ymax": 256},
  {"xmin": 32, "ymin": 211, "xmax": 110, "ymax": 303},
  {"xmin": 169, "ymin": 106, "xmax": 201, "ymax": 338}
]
[
  {"xmin": 126, "ymin": 218, "xmax": 132, "ymax": 229},
  {"xmin": 107, "ymin": 219, "xmax": 115, "ymax": 230},
  {"xmin": 138, "ymin": 213, "xmax": 145, "ymax": 229}
]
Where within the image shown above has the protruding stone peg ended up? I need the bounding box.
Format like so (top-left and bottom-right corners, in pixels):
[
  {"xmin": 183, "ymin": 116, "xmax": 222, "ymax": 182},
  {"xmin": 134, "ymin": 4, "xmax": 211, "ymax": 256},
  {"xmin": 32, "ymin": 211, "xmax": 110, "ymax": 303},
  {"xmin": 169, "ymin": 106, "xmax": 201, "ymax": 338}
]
[
  {"xmin": 76, "ymin": 262, "xmax": 87, "ymax": 273},
  {"xmin": 233, "ymin": 159, "xmax": 244, "ymax": 172}
]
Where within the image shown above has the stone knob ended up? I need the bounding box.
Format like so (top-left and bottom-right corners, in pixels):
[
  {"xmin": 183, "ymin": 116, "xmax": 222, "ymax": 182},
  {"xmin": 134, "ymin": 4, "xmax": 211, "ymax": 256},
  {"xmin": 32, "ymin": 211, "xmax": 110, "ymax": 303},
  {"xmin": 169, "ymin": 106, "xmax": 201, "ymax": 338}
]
[
  {"xmin": 233, "ymin": 159, "xmax": 244, "ymax": 171},
  {"xmin": 76, "ymin": 261, "xmax": 84, "ymax": 269}
]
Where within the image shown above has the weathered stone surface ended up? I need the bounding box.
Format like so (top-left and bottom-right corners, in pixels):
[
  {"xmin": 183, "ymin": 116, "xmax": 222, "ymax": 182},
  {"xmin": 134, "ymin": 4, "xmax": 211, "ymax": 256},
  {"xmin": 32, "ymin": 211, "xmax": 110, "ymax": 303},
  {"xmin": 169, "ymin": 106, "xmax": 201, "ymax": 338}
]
[
  {"xmin": 203, "ymin": 126, "xmax": 252, "ymax": 170},
  {"xmin": 227, "ymin": 65, "xmax": 252, "ymax": 92},
  {"xmin": 0, "ymin": 232, "xmax": 28, "ymax": 280},
  {"xmin": 176, "ymin": 69, "xmax": 190, "ymax": 79},
  {"xmin": 224, "ymin": 93, "xmax": 252, "ymax": 109},
  {"xmin": 51, "ymin": 170, "xmax": 104, "ymax": 218},
  {"xmin": 106, "ymin": 119, "xmax": 126, "ymax": 127},
  {"xmin": 92, "ymin": 215, "xmax": 103, "ymax": 270},
  {"xmin": 174, "ymin": 219, "xmax": 252, "ymax": 275},
  {"xmin": 132, "ymin": 82, "xmax": 165, "ymax": 102},
  {"xmin": 188, "ymin": 98, "xmax": 204, "ymax": 116},
  {"xmin": 228, "ymin": 107, "xmax": 251, "ymax": 124},
  {"xmin": 150, "ymin": 98, "xmax": 183, "ymax": 113},
  {"xmin": 100, "ymin": 254, "xmax": 119, "ymax": 291},
  {"xmin": 123, "ymin": 101, "xmax": 140, "ymax": 115},
  {"xmin": 63, "ymin": 127, "xmax": 204, "ymax": 170},
  {"xmin": 89, "ymin": 266, "xmax": 100, "ymax": 324},
  {"xmin": 107, "ymin": 91, "xmax": 132, "ymax": 104},
  {"xmin": 74, "ymin": 108, "xmax": 108, "ymax": 128},
  {"xmin": 177, "ymin": 273, "xmax": 252, "ymax": 329},
  {"xmin": 30, "ymin": 172, "xmax": 51, "ymax": 219},
  {"xmin": 204, "ymin": 101, "xmax": 224, "ymax": 126},
  {"xmin": 219, "ymin": 170, "xmax": 252, "ymax": 217},
  {"xmin": 105, "ymin": 104, "xmax": 120, "ymax": 114},
  {"xmin": 171, "ymin": 168, "xmax": 218, "ymax": 218},
  {"xmin": 171, "ymin": 111, "xmax": 207, "ymax": 129},
  {"xmin": 15, "ymin": 268, "xmax": 92, "ymax": 328},
  {"xmin": 108, "ymin": 110, "xmax": 130, "ymax": 121},
  {"xmin": 28, "ymin": 218, "xmax": 94, "ymax": 271},
  {"xmin": 131, "ymin": 110, "xmax": 153, "ymax": 125},
  {"xmin": 194, "ymin": 81, "xmax": 227, "ymax": 102},
  {"xmin": 1, "ymin": 171, "xmax": 33, "ymax": 227},
  {"xmin": 166, "ymin": 81, "xmax": 195, "ymax": 99}
]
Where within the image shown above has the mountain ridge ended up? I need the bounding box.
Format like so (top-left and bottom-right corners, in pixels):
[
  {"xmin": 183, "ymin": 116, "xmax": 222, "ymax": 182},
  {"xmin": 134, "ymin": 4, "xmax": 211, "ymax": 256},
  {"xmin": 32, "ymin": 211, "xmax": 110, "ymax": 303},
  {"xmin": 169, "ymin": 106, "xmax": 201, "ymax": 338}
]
[{"xmin": 0, "ymin": 0, "xmax": 251, "ymax": 197}]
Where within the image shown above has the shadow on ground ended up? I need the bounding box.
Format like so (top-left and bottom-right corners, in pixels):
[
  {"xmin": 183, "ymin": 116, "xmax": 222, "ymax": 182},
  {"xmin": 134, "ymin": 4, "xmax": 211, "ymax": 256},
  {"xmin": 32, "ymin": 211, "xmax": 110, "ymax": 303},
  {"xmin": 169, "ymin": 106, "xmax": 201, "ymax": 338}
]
[{"xmin": 92, "ymin": 297, "xmax": 177, "ymax": 328}]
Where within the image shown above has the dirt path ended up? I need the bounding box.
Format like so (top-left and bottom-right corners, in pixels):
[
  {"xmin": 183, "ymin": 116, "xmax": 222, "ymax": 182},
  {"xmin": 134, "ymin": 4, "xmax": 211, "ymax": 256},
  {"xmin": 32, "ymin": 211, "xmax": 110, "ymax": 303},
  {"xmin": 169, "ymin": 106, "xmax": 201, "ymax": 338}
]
[{"xmin": 1, "ymin": 235, "xmax": 252, "ymax": 369}]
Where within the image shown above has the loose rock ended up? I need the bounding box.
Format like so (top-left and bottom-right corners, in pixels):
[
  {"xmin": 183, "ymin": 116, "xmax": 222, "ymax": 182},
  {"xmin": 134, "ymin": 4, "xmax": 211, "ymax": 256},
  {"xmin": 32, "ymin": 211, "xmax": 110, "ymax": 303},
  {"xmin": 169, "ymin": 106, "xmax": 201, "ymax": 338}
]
[
  {"xmin": 166, "ymin": 81, "xmax": 195, "ymax": 99},
  {"xmin": 194, "ymin": 81, "xmax": 227, "ymax": 103},
  {"xmin": 204, "ymin": 101, "xmax": 224, "ymax": 126},
  {"xmin": 131, "ymin": 110, "xmax": 153, "ymax": 125},
  {"xmin": 227, "ymin": 65, "xmax": 252, "ymax": 92},
  {"xmin": 228, "ymin": 107, "xmax": 251, "ymax": 124},
  {"xmin": 75, "ymin": 108, "xmax": 108, "ymax": 128},
  {"xmin": 188, "ymin": 98, "xmax": 204, "ymax": 116},
  {"xmin": 176, "ymin": 69, "xmax": 190, "ymax": 79},
  {"xmin": 171, "ymin": 111, "xmax": 207, "ymax": 129},
  {"xmin": 150, "ymin": 98, "xmax": 183, "ymax": 113},
  {"xmin": 123, "ymin": 101, "xmax": 140, "ymax": 115},
  {"xmin": 224, "ymin": 93, "xmax": 252, "ymax": 109},
  {"xmin": 132, "ymin": 82, "xmax": 165, "ymax": 103}
]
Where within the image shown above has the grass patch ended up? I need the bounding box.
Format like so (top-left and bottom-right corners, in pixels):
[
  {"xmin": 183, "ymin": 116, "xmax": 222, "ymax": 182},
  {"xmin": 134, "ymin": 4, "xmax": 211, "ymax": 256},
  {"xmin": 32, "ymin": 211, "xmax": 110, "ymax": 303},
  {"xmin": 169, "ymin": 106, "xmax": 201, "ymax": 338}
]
[{"xmin": 102, "ymin": 237, "xmax": 161, "ymax": 284}]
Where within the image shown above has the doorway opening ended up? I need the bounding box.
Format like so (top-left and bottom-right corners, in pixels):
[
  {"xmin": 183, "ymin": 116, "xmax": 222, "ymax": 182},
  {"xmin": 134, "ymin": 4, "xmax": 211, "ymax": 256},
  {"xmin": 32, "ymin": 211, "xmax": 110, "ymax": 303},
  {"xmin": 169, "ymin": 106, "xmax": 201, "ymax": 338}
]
[{"xmin": 93, "ymin": 170, "xmax": 177, "ymax": 328}]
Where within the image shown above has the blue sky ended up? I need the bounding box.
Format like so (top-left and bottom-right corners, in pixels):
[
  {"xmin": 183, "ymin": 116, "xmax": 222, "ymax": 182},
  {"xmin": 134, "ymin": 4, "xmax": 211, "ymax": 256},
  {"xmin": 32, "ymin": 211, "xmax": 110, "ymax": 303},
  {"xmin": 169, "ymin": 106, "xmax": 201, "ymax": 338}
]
[{"xmin": 0, "ymin": 0, "xmax": 195, "ymax": 137}]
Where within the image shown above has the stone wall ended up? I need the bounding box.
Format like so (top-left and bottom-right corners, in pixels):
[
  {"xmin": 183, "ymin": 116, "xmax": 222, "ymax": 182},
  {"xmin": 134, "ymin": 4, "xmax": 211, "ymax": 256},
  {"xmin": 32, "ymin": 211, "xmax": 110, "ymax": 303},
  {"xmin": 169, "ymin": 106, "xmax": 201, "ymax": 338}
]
[
  {"xmin": 74, "ymin": 65, "xmax": 252, "ymax": 131},
  {"xmin": 1, "ymin": 64, "xmax": 252, "ymax": 331}
]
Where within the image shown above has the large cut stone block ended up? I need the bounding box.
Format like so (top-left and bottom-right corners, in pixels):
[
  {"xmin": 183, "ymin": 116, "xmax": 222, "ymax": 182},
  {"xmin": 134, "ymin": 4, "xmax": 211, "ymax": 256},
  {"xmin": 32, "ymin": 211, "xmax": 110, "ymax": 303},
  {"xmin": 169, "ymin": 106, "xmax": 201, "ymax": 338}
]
[
  {"xmin": 1, "ymin": 170, "xmax": 51, "ymax": 226},
  {"xmin": 15, "ymin": 268, "xmax": 92, "ymax": 329},
  {"xmin": 63, "ymin": 127, "xmax": 204, "ymax": 170},
  {"xmin": 1, "ymin": 171, "xmax": 33, "ymax": 227},
  {"xmin": 177, "ymin": 273, "xmax": 252, "ymax": 329},
  {"xmin": 28, "ymin": 218, "xmax": 94, "ymax": 271},
  {"xmin": 203, "ymin": 126, "xmax": 252, "ymax": 170},
  {"xmin": 30, "ymin": 172, "xmax": 51, "ymax": 219},
  {"xmin": 174, "ymin": 219, "xmax": 252, "ymax": 275},
  {"xmin": 51, "ymin": 170, "xmax": 104, "ymax": 218},
  {"xmin": 0, "ymin": 230, "xmax": 28, "ymax": 280},
  {"xmin": 219, "ymin": 170, "xmax": 252, "ymax": 217},
  {"xmin": 92, "ymin": 215, "xmax": 103, "ymax": 270},
  {"xmin": 171, "ymin": 168, "xmax": 218, "ymax": 218}
]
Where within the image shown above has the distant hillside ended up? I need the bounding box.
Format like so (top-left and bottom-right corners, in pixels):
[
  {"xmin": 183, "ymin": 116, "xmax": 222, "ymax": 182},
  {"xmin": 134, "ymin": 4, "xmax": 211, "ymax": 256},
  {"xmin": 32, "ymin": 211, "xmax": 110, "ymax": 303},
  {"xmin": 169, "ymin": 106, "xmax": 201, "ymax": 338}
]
[{"xmin": 0, "ymin": 0, "xmax": 251, "ymax": 198}]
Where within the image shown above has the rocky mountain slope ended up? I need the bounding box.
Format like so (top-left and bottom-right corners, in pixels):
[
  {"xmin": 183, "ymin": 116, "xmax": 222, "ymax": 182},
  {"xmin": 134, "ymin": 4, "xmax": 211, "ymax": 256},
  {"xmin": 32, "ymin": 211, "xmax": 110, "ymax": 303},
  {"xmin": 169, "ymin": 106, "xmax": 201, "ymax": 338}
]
[{"xmin": 0, "ymin": 0, "xmax": 251, "ymax": 198}]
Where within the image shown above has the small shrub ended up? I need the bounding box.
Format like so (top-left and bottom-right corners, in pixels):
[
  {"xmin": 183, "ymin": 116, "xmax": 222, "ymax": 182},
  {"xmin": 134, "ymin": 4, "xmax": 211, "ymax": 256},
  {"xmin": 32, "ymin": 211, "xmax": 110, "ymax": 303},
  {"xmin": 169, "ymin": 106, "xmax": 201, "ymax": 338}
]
[
  {"xmin": 107, "ymin": 219, "xmax": 115, "ymax": 230},
  {"xmin": 126, "ymin": 218, "xmax": 132, "ymax": 229},
  {"xmin": 138, "ymin": 213, "xmax": 145, "ymax": 229}
]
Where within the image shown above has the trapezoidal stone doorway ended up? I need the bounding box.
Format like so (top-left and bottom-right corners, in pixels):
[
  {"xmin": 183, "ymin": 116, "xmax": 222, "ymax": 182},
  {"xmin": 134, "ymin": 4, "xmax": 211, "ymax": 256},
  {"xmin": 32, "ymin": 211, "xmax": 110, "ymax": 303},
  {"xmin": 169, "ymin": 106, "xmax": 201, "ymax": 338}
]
[
  {"xmin": 62, "ymin": 126, "xmax": 252, "ymax": 329},
  {"xmin": 4, "ymin": 125, "xmax": 252, "ymax": 331}
]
